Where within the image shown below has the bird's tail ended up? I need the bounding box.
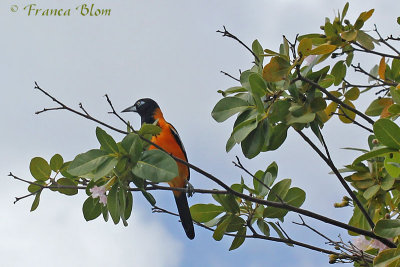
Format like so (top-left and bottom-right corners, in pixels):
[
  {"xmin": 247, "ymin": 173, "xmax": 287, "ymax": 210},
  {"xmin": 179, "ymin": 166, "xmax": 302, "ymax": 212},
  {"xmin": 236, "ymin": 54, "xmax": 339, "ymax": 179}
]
[{"xmin": 174, "ymin": 192, "xmax": 195, "ymax": 239}]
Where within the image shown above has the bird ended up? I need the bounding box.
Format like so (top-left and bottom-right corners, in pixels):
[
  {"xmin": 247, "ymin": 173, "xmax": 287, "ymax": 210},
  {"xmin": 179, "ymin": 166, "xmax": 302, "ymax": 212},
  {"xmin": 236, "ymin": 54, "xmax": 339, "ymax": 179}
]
[{"xmin": 122, "ymin": 98, "xmax": 195, "ymax": 239}]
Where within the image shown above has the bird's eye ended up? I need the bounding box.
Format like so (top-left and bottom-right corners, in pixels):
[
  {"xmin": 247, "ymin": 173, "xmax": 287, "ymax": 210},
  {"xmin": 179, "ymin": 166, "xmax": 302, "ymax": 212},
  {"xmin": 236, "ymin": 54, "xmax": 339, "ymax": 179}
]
[{"xmin": 136, "ymin": 100, "xmax": 142, "ymax": 107}]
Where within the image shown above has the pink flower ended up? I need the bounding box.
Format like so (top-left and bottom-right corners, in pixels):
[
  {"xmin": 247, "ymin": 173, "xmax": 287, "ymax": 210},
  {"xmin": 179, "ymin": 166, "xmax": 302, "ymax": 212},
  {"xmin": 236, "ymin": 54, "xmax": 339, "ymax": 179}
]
[
  {"xmin": 304, "ymin": 55, "xmax": 317, "ymax": 65},
  {"xmin": 90, "ymin": 185, "xmax": 107, "ymax": 206},
  {"xmin": 353, "ymin": 236, "xmax": 390, "ymax": 252}
]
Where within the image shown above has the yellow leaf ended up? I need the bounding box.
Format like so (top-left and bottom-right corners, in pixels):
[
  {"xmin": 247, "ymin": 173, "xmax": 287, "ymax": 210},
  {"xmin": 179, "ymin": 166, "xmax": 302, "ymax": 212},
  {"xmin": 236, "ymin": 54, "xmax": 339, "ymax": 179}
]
[
  {"xmin": 379, "ymin": 57, "xmax": 386, "ymax": 80},
  {"xmin": 298, "ymin": 38, "xmax": 312, "ymax": 56},
  {"xmin": 323, "ymin": 102, "xmax": 338, "ymax": 122},
  {"xmin": 339, "ymin": 100, "xmax": 356, "ymax": 123},
  {"xmin": 309, "ymin": 44, "xmax": 337, "ymax": 55},
  {"xmin": 358, "ymin": 9, "xmax": 374, "ymax": 22},
  {"xmin": 262, "ymin": 57, "xmax": 290, "ymax": 82},
  {"xmin": 380, "ymin": 99, "xmax": 394, "ymax": 118}
]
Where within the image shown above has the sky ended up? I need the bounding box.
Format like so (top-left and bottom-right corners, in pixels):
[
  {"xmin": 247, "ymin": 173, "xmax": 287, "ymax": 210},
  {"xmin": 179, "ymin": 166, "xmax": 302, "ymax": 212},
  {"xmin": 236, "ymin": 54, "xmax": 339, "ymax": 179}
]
[{"xmin": 1, "ymin": 0, "xmax": 399, "ymax": 266}]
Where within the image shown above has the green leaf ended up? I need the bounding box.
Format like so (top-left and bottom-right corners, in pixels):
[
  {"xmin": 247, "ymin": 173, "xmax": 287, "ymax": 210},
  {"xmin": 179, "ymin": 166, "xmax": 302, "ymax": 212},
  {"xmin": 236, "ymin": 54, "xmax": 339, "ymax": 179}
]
[
  {"xmin": 254, "ymin": 171, "xmax": 272, "ymax": 197},
  {"xmin": 96, "ymin": 127, "xmax": 119, "ymax": 153},
  {"xmin": 374, "ymin": 219, "xmax": 400, "ymax": 238},
  {"xmin": 257, "ymin": 219, "xmax": 270, "ymax": 236},
  {"xmin": 252, "ymin": 39, "xmax": 264, "ymax": 65},
  {"xmin": 28, "ymin": 181, "xmax": 45, "ymax": 193},
  {"xmin": 363, "ymin": 184, "xmax": 380, "ymax": 200},
  {"xmin": 341, "ymin": 2, "xmax": 349, "ymax": 20},
  {"xmin": 390, "ymin": 87, "xmax": 400, "ymax": 104},
  {"xmin": 268, "ymin": 100, "xmax": 290, "ymax": 124},
  {"xmin": 30, "ymin": 157, "xmax": 52, "ymax": 181},
  {"xmin": 229, "ymin": 226, "xmax": 246, "ymax": 251},
  {"xmin": 212, "ymin": 194, "xmax": 240, "ymax": 214},
  {"xmin": 365, "ymin": 98, "xmax": 393, "ymax": 116},
  {"xmin": 141, "ymin": 190, "xmax": 156, "ymax": 206},
  {"xmin": 265, "ymin": 123, "xmax": 288, "ymax": 151},
  {"xmin": 353, "ymin": 147, "xmax": 396, "ymax": 164},
  {"xmin": 107, "ymin": 183, "xmax": 120, "ymax": 224},
  {"xmin": 30, "ymin": 192, "xmax": 41, "ymax": 212},
  {"xmin": 310, "ymin": 97, "xmax": 327, "ymax": 112},
  {"xmin": 68, "ymin": 149, "xmax": 109, "ymax": 176},
  {"xmin": 249, "ymin": 73, "xmax": 267, "ymax": 97},
  {"xmin": 385, "ymin": 153, "xmax": 400, "ymax": 178},
  {"xmin": 357, "ymin": 30, "xmax": 375, "ymax": 50},
  {"xmin": 287, "ymin": 112, "xmax": 315, "ymax": 125},
  {"xmin": 190, "ymin": 204, "xmax": 225, "ymax": 223},
  {"xmin": 50, "ymin": 154, "xmax": 64, "ymax": 172},
  {"xmin": 213, "ymin": 214, "xmax": 234, "ymax": 241},
  {"xmin": 121, "ymin": 133, "xmax": 143, "ymax": 165},
  {"xmin": 331, "ymin": 60, "xmax": 346, "ymax": 86},
  {"xmin": 374, "ymin": 247, "xmax": 400, "ymax": 267},
  {"xmin": 341, "ymin": 30, "xmax": 357, "ymax": 41},
  {"xmin": 132, "ymin": 150, "xmax": 178, "ymax": 182},
  {"xmin": 82, "ymin": 197, "xmax": 102, "ymax": 221},
  {"xmin": 241, "ymin": 120, "xmax": 269, "ymax": 159},
  {"xmin": 138, "ymin": 123, "xmax": 162, "ymax": 136},
  {"xmin": 57, "ymin": 178, "xmax": 78, "ymax": 196},
  {"xmin": 124, "ymin": 192, "xmax": 133, "ymax": 220},
  {"xmin": 226, "ymin": 216, "xmax": 246, "ymax": 233},
  {"xmin": 381, "ymin": 174, "xmax": 395, "ymax": 191},
  {"xmin": 266, "ymin": 161, "xmax": 278, "ymax": 183},
  {"xmin": 267, "ymin": 179, "xmax": 291, "ymax": 202},
  {"xmin": 374, "ymin": 119, "xmax": 400, "ymax": 149},
  {"xmin": 211, "ymin": 97, "xmax": 250, "ymax": 122},
  {"xmin": 284, "ymin": 187, "xmax": 306, "ymax": 207},
  {"xmin": 218, "ymin": 87, "xmax": 247, "ymax": 97},
  {"xmin": 318, "ymin": 74, "xmax": 335, "ymax": 88},
  {"xmin": 397, "ymin": 17, "xmax": 400, "ymax": 25},
  {"xmin": 344, "ymin": 87, "xmax": 360, "ymax": 101},
  {"xmin": 232, "ymin": 118, "xmax": 257, "ymax": 143},
  {"xmin": 91, "ymin": 157, "xmax": 118, "ymax": 181}
]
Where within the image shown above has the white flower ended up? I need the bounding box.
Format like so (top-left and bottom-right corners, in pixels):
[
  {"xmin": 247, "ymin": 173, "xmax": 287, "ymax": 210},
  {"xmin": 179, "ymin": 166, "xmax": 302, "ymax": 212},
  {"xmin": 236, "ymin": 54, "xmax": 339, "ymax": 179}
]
[{"xmin": 90, "ymin": 185, "xmax": 107, "ymax": 206}]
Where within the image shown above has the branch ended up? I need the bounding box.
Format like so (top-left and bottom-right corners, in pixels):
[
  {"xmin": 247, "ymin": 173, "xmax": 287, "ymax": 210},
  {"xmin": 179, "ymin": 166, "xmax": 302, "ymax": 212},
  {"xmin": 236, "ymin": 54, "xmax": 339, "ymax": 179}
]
[
  {"xmin": 332, "ymin": 107, "xmax": 374, "ymax": 133},
  {"xmin": 32, "ymin": 82, "xmax": 395, "ymax": 248},
  {"xmin": 154, "ymin": 205, "xmax": 342, "ymax": 257},
  {"xmin": 220, "ymin": 71, "xmax": 240, "ymax": 82},
  {"xmin": 295, "ymin": 68, "xmax": 375, "ymax": 125},
  {"xmin": 295, "ymin": 130, "xmax": 376, "ymax": 230},
  {"xmin": 352, "ymin": 42, "xmax": 400, "ymax": 60},
  {"xmin": 351, "ymin": 64, "xmax": 397, "ymax": 87},
  {"xmin": 217, "ymin": 26, "xmax": 260, "ymax": 64},
  {"xmin": 374, "ymin": 24, "xmax": 400, "ymax": 55}
]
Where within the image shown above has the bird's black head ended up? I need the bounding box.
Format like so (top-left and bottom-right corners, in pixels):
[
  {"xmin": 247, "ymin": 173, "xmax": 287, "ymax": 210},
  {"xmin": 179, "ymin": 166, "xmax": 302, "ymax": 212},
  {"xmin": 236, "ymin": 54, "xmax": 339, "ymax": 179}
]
[{"xmin": 122, "ymin": 98, "xmax": 160, "ymax": 124}]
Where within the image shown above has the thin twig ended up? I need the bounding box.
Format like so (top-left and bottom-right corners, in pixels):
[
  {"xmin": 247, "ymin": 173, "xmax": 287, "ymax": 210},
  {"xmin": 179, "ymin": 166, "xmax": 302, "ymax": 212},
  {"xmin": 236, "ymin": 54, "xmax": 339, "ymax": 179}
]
[
  {"xmin": 217, "ymin": 26, "xmax": 260, "ymax": 63},
  {"xmin": 220, "ymin": 71, "xmax": 240, "ymax": 82},
  {"xmin": 352, "ymin": 42, "xmax": 400, "ymax": 60},
  {"xmin": 351, "ymin": 64, "xmax": 397, "ymax": 87},
  {"xmin": 233, "ymin": 156, "xmax": 283, "ymax": 203},
  {"xmin": 374, "ymin": 24, "xmax": 400, "ymax": 55}
]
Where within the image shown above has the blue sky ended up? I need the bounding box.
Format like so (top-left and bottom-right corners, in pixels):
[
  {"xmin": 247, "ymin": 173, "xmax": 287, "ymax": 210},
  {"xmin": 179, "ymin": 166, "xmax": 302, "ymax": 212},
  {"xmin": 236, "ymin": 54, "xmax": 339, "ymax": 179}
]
[{"xmin": 1, "ymin": 0, "xmax": 399, "ymax": 266}]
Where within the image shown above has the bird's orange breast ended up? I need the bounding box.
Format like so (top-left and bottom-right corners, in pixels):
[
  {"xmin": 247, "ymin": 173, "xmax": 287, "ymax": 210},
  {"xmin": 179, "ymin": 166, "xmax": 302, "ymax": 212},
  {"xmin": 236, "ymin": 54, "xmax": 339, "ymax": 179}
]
[{"xmin": 149, "ymin": 109, "xmax": 189, "ymax": 192}]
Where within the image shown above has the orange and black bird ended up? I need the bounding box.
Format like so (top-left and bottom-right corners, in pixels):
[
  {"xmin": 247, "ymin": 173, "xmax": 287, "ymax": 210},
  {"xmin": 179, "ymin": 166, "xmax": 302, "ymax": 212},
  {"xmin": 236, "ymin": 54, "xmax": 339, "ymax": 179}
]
[{"xmin": 122, "ymin": 98, "xmax": 195, "ymax": 239}]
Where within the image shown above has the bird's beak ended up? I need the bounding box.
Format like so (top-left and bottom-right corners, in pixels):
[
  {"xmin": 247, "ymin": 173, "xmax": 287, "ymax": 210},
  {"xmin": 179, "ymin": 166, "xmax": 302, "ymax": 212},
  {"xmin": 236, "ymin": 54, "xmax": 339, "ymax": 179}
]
[{"xmin": 121, "ymin": 104, "xmax": 137, "ymax": 113}]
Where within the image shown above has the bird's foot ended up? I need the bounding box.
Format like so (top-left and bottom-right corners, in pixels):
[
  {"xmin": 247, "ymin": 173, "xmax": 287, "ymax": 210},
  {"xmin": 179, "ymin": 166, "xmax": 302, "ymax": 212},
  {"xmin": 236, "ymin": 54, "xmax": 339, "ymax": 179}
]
[{"xmin": 186, "ymin": 182, "xmax": 194, "ymax": 197}]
